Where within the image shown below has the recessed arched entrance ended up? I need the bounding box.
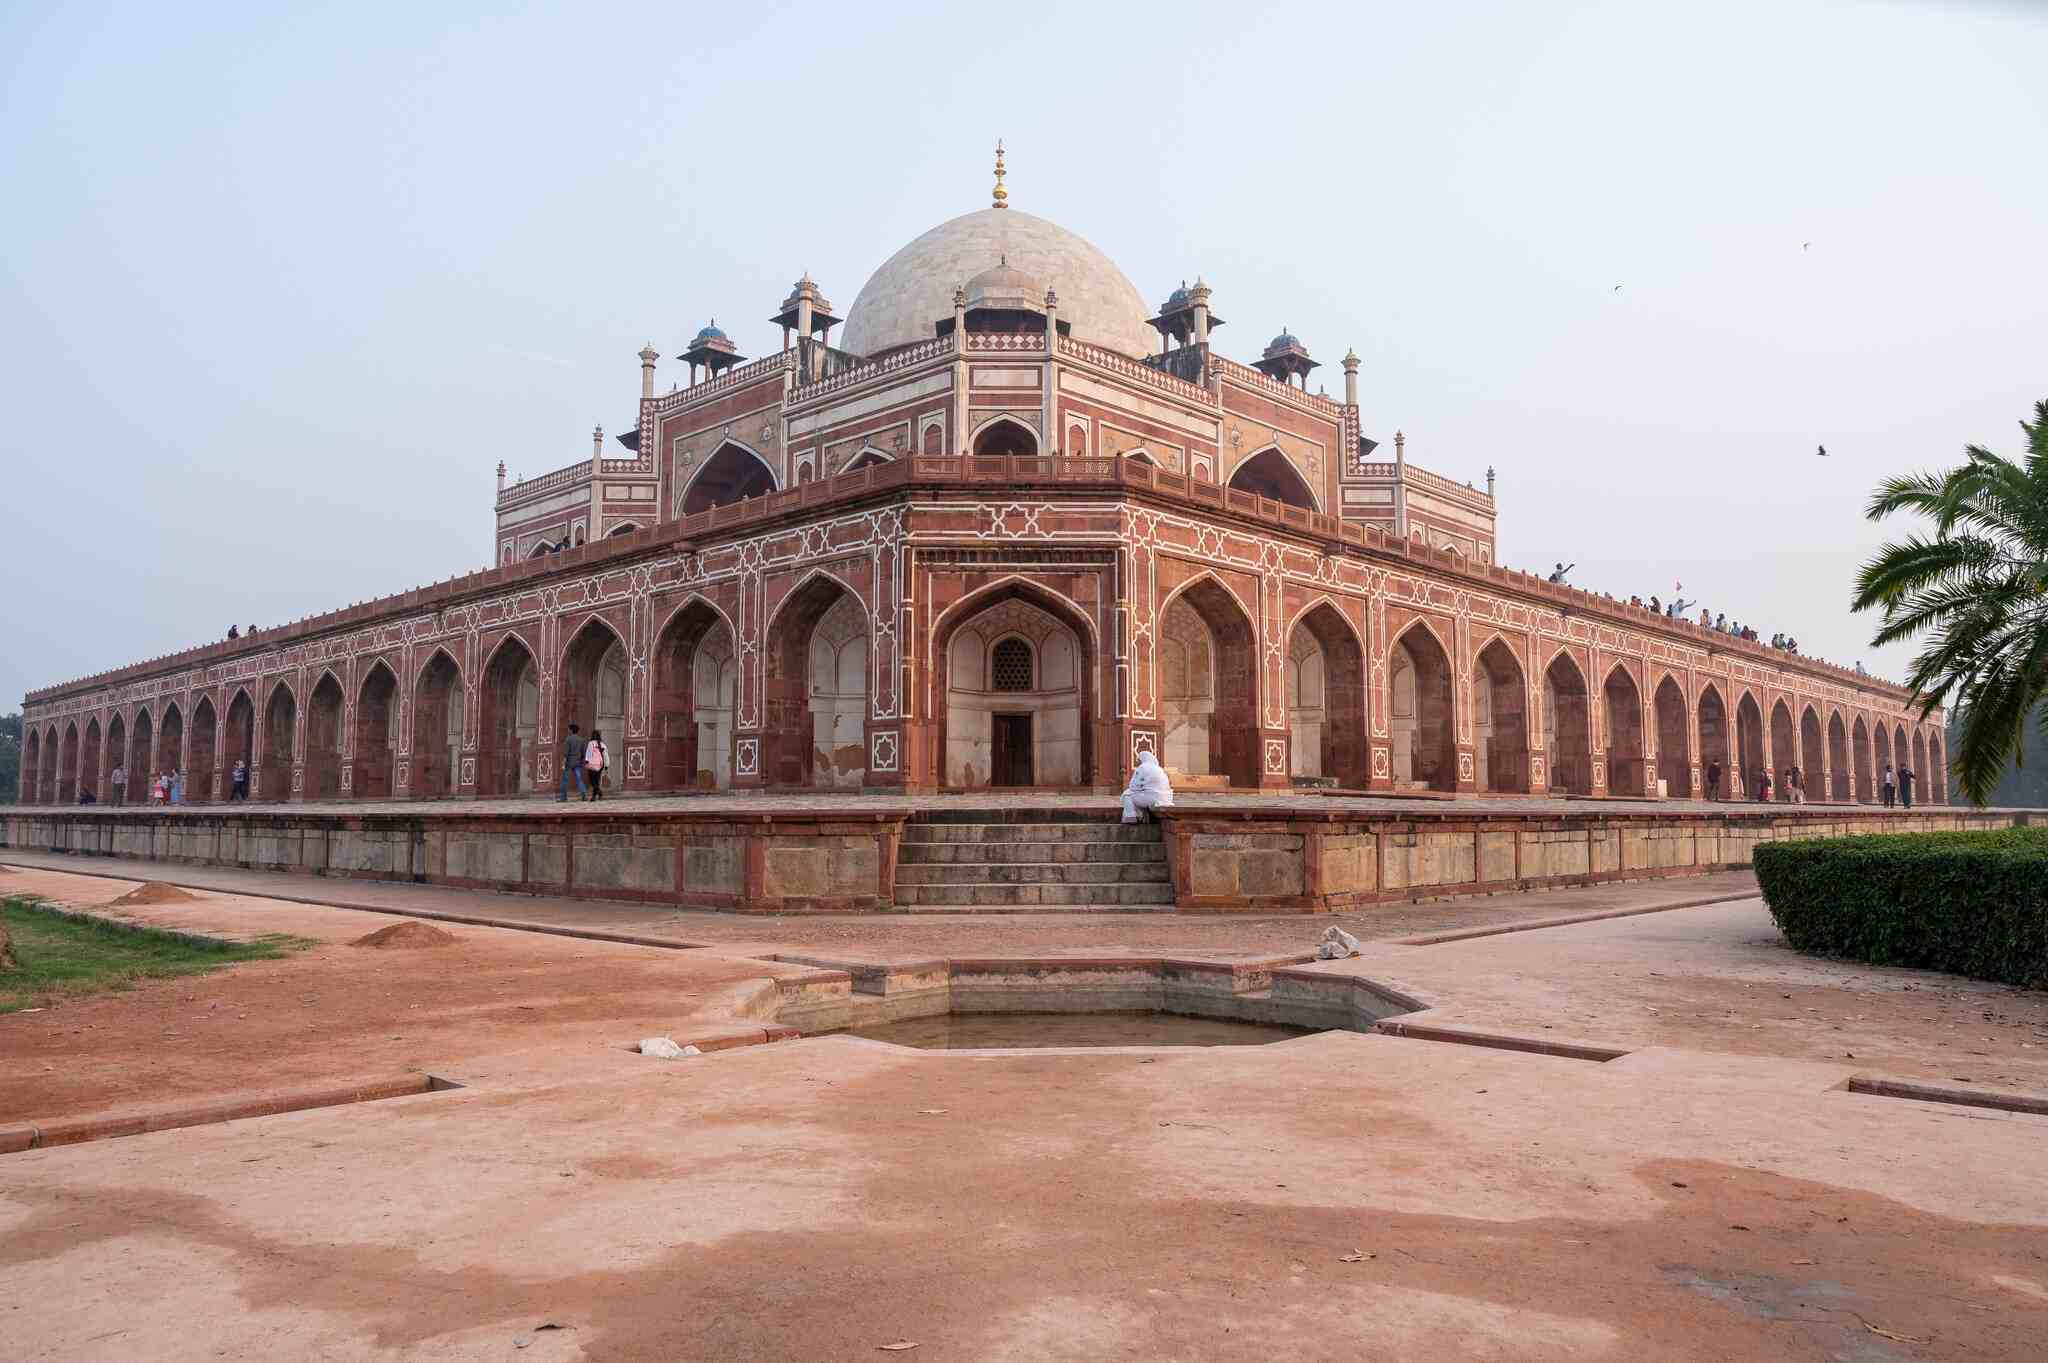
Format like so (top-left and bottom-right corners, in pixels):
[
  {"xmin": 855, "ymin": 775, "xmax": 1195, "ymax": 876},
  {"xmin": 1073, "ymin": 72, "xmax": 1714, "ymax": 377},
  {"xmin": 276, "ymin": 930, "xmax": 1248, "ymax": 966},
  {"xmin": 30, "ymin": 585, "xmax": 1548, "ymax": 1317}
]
[
  {"xmin": 1768, "ymin": 701, "xmax": 1796, "ymax": 802},
  {"xmin": 130, "ymin": 709, "xmax": 154, "ymax": 800},
  {"xmin": 1391, "ymin": 623, "xmax": 1457, "ymax": 792},
  {"xmin": 559, "ymin": 620, "xmax": 629, "ymax": 778},
  {"xmin": 680, "ymin": 441, "xmax": 777, "ymax": 516},
  {"xmin": 970, "ymin": 417, "xmax": 1037, "ymax": 458},
  {"xmin": 261, "ymin": 686, "xmax": 296, "ymax": 801},
  {"xmin": 21, "ymin": 728, "xmax": 40, "ymax": 802},
  {"xmin": 224, "ymin": 691, "xmax": 255, "ymax": 795},
  {"xmin": 1472, "ymin": 638, "xmax": 1529, "ymax": 793},
  {"xmin": 938, "ymin": 586, "xmax": 1090, "ymax": 789},
  {"xmin": 1828, "ymin": 712, "xmax": 1850, "ymax": 802},
  {"xmin": 1698, "ymin": 685, "xmax": 1730, "ymax": 799},
  {"xmin": 104, "ymin": 714, "xmax": 125, "ymax": 803},
  {"xmin": 1799, "ymin": 706, "xmax": 1825, "ymax": 803},
  {"xmin": 305, "ymin": 675, "xmax": 344, "ymax": 799},
  {"xmin": 1911, "ymin": 730, "xmax": 1928, "ymax": 799},
  {"xmin": 1160, "ymin": 578, "xmax": 1259, "ymax": 789},
  {"xmin": 1544, "ymin": 652, "xmax": 1593, "ymax": 796},
  {"xmin": 479, "ymin": 637, "xmax": 539, "ymax": 797},
  {"xmin": 412, "ymin": 651, "xmax": 463, "ymax": 798},
  {"xmin": 1874, "ymin": 725, "xmax": 1895, "ymax": 792},
  {"xmin": 81, "ymin": 718, "xmax": 102, "ymax": 803},
  {"xmin": 1654, "ymin": 676, "xmax": 1690, "ymax": 798},
  {"xmin": 189, "ymin": 698, "xmax": 216, "ymax": 803},
  {"xmin": 1603, "ymin": 665, "xmax": 1647, "ymax": 796},
  {"xmin": 1852, "ymin": 716, "xmax": 1873, "ymax": 802},
  {"xmin": 1735, "ymin": 694, "xmax": 1766, "ymax": 800},
  {"xmin": 1227, "ymin": 447, "xmax": 1318, "ymax": 511},
  {"xmin": 58, "ymin": 722, "xmax": 79, "ymax": 805},
  {"xmin": 157, "ymin": 703, "xmax": 184, "ymax": 796},
  {"xmin": 354, "ymin": 663, "xmax": 399, "ymax": 798},
  {"xmin": 1929, "ymin": 733, "xmax": 1946, "ymax": 804},
  {"xmin": 1288, "ymin": 604, "xmax": 1368, "ymax": 787},
  {"xmin": 649, "ymin": 599, "xmax": 733, "ymax": 791},
  {"xmin": 762, "ymin": 576, "xmax": 869, "ymax": 788}
]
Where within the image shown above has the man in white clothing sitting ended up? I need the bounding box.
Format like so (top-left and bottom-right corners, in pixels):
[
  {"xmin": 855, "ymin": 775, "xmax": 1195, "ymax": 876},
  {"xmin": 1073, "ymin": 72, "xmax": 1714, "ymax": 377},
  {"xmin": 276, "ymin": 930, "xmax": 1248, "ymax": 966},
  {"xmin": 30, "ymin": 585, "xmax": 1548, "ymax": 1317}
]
[{"xmin": 1121, "ymin": 750, "xmax": 1175, "ymax": 823}]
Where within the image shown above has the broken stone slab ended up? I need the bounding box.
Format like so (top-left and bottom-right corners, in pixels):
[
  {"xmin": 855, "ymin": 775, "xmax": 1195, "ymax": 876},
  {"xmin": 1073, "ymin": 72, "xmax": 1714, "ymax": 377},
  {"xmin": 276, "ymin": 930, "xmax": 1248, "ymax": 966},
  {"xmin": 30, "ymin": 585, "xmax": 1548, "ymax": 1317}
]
[{"xmin": 1314, "ymin": 926, "xmax": 1363, "ymax": 960}]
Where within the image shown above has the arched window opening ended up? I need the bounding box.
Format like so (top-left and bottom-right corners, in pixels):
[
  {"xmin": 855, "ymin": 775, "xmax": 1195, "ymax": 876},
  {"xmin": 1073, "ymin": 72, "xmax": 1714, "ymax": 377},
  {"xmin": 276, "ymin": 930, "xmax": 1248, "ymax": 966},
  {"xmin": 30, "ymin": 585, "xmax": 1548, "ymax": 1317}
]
[
  {"xmin": 1227, "ymin": 447, "xmax": 1318, "ymax": 511},
  {"xmin": 971, "ymin": 419, "xmax": 1037, "ymax": 457},
  {"xmin": 682, "ymin": 442, "xmax": 777, "ymax": 515},
  {"xmin": 991, "ymin": 637, "xmax": 1034, "ymax": 692}
]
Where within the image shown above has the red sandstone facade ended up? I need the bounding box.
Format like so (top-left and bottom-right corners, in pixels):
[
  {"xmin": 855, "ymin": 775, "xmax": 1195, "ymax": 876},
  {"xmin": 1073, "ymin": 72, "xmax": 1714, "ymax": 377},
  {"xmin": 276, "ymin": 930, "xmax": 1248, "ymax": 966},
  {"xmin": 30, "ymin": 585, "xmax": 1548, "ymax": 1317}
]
[{"xmin": 18, "ymin": 174, "xmax": 1948, "ymax": 809}]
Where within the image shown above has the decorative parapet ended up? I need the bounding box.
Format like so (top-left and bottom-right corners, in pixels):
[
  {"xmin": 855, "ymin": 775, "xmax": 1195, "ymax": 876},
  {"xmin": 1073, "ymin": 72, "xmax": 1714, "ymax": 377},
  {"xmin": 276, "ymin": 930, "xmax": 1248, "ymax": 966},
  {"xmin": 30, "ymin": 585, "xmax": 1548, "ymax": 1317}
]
[
  {"xmin": 1352, "ymin": 461, "xmax": 1494, "ymax": 508},
  {"xmin": 1056, "ymin": 335, "xmax": 1216, "ymax": 406},
  {"xmin": 964, "ymin": 332, "xmax": 1047, "ymax": 352},
  {"xmin": 786, "ymin": 335, "xmax": 952, "ymax": 406},
  {"xmin": 496, "ymin": 459, "xmax": 589, "ymax": 507},
  {"xmin": 650, "ymin": 351, "xmax": 793, "ymax": 416},
  {"xmin": 1211, "ymin": 354, "xmax": 1345, "ymax": 419}
]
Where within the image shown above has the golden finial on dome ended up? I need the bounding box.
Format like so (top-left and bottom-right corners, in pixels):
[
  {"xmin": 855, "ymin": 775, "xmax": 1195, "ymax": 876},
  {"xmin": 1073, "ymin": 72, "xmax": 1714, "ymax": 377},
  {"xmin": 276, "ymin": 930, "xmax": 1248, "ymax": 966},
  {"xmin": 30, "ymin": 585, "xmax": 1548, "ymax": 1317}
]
[{"xmin": 992, "ymin": 138, "xmax": 1008, "ymax": 209}]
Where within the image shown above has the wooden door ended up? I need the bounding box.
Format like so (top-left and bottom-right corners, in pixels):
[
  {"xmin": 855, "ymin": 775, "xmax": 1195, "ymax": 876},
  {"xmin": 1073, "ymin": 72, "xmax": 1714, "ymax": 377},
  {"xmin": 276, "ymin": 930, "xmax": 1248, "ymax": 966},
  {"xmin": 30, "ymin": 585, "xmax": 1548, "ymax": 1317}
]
[{"xmin": 992, "ymin": 713, "xmax": 1033, "ymax": 787}]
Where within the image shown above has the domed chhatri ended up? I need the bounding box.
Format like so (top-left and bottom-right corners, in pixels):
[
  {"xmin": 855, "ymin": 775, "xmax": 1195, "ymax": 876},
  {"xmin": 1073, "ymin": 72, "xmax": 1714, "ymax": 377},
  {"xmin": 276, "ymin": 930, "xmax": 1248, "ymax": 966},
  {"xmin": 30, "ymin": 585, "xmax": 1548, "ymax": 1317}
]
[
  {"xmin": 839, "ymin": 206, "xmax": 1156, "ymax": 360},
  {"xmin": 1254, "ymin": 326, "xmax": 1318, "ymax": 388},
  {"xmin": 677, "ymin": 317, "xmax": 745, "ymax": 383}
]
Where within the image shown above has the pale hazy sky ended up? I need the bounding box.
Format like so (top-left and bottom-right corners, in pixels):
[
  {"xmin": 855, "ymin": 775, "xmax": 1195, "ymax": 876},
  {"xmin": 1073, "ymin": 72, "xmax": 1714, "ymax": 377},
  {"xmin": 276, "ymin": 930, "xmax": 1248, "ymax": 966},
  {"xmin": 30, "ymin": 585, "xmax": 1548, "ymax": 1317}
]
[{"xmin": 4, "ymin": 0, "xmax": 2044, "ymax": 711}]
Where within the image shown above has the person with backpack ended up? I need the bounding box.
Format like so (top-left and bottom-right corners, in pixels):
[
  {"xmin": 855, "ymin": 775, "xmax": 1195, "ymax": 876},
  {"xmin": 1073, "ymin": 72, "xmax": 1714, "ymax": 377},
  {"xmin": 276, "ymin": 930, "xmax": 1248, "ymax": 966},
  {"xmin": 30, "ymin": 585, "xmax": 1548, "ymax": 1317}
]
[
  {"xmin": 583, "ymin": 728, "xmax": 609, "ymax": 801},
  {"xmin": 558, "ymin": 723, "xmax": 586, "ymax": 802}
]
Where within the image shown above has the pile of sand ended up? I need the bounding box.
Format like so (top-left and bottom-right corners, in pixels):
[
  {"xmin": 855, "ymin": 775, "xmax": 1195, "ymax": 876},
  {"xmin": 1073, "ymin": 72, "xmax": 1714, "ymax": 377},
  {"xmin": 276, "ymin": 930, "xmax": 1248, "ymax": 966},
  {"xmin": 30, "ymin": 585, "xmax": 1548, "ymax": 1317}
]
[
  {"xmin": 111, "ymin": 881, "xmax": 202, "ymax": 906},
  {"xmin": 349, "ymin": 921, "xmax": 456, "ymax": 950}
]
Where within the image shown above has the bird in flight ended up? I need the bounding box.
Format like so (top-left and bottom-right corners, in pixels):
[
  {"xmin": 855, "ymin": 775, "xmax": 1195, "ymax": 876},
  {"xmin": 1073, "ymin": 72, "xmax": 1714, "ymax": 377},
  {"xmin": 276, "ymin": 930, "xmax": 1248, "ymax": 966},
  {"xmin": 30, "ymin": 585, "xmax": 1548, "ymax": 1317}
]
[
  {"xmin": 1803, "ymin": 241, "xmax": 1812, "ymax": 251},
  {"xmin": 1612, "ymin": 284, "xmax": 1622, "ymax": 293},
  {"xmin": 1817, "ymin": 444, "xmax": 1828, "ymax": 457}
]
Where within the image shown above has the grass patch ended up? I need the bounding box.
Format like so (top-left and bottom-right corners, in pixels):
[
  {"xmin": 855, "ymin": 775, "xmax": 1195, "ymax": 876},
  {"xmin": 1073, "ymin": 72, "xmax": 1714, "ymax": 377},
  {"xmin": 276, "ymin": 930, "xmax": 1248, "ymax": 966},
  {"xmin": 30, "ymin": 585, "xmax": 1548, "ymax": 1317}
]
[{"xmin": 0, "ymin": 896, "xmax": 314, "ymax": 1013}]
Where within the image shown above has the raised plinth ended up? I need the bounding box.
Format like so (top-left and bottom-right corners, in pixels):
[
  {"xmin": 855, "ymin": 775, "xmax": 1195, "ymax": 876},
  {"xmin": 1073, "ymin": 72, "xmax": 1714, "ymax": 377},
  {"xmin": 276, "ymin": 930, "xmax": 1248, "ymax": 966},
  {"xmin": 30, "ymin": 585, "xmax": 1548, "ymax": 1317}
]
[{"xmin": 1, "ymin": 798, "xmax": 2023, "ymax": 915}]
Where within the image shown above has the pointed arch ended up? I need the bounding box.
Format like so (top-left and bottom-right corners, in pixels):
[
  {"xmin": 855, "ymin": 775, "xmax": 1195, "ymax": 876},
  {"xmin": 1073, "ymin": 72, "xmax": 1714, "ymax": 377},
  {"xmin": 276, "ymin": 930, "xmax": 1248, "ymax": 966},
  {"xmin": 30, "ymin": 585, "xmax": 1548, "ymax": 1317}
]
[
  {"xmin": 1851, "ymin": 714, "xmax": 1874, "ymax": 802},
  {"xmin": 1155, "ymin": 574, "xmax": 1261, "ymax": 788},
  {"xmin": 605, "ymin": 521, "xmax": 641, "ymax": 538},
  {"xmin": 81, "ymin": 716, "xmax": 103, "ymax": 803},
  {"xmin": 935, "ymin": 578, "xmax": 1096, "ymax": 788},
  {"xmin": 1653, "ymin": 673, "xmax": 1690, "ymax": 798},
  {"xmin": 156, "ymin": 702, "xmax": 185, "ymax": 799},
  {"xmin": 222, "ymin": 690, "xmax": 255, "ymax": 797},
  {"xmin": 1390, "ymin": 617, "xmax": 1457, "ymax": 792},
  {"xmin": 1928, "ymin": 731, "xmax": 1946, "ymax": 804},
  {"xmin": 1735, "ymin": 692, "xmax": 1767, "ymax": 799},
  {"xmin": 969, "ymin": 414, "xmax": 1039, "ymax": 457},
  {"xmin": 479, "ymin": 632, "xmax": 540, "ymax": 796},
  {"xmin": 303, "ymin": 671, "xmax": 345, "ymax": 799},
  {"xmin": 351, "ymin": 660, "xmax": 400, "ymax": 799},
  {"xmin": 1227, "ymin": 446, "xmax": 1320, "ymax": 512},
  {"xmin": 129, "ymin": 707, "xmax": 155, "ymax": 801},
  {"xmin": 1797, "ymin": 704, "xmax": 1824, "ymax": 803},
  {"xmin": 260, "ymin": 681, "xmax": 297, "ymax": 800},
  {"xmin": 58, "ymin": 720, "xmax": 79, "ymax": 805},
  {"xmin": 411, "ymin": 649, "xmax": 464, "ymax": 799},
  {"xmin": 1290, "ymin": 600, "xmax": 1368, "ymax": 787},
  {"xmin": 559, "ymin": 615, "xmax": 630, "ymax": 771},
  {"xmin": 679, "ymin": 439, "xmax": 778, "ymax": 516},
  {"xmin": 183, "ymin": 696, "xmax": 215, "ymax": 803},
  {"xmin": 1827, "ymin": 709, "xmax": 1850, "ymax": 802},
  {"xmin": 651, "ymin": 594, "xmax": 737, "ymax": 791},
  {"xmin": 22, "ymin": 726, "xmax": 42, "ymax": 803},
  {"xmin": 1910, "ymin": 729, "xmax": 1928, "ymax": 803},
  {"xmin": 1543, "ymin": 649, "xmax": 1593, "ymax": 795},
  {"xmin": 762, "ymin": 572, "xmax": 870, "ymax": 788},
  {"xmin": 103, "ymin": 712, "xmax": 126, "ymax": 803},
  {"xmin": 1602, "ymin": 662, "xmax": 1646, "ymax": 796},
  {"xmin": 1473, "ymin": 635, "xmax": 1530, "ymax": 793}
]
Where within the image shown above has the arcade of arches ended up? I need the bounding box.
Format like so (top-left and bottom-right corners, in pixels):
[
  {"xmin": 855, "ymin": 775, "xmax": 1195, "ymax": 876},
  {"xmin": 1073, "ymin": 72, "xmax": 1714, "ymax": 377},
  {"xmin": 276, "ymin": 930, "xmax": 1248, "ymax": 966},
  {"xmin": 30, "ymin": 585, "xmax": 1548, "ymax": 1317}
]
[{"xmin": 18, "ymin": 597, "xmax": 1948, "ymax": 806}]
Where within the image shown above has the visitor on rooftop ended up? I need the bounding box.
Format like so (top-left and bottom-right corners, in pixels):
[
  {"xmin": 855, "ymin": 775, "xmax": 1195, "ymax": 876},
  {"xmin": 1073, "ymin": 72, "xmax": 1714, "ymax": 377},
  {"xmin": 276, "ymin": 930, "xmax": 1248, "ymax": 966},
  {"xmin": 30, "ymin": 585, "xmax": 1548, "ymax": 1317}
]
[{"xmin": 1548, "ymin": 562, "xmax": 1574, "ymax": 584}]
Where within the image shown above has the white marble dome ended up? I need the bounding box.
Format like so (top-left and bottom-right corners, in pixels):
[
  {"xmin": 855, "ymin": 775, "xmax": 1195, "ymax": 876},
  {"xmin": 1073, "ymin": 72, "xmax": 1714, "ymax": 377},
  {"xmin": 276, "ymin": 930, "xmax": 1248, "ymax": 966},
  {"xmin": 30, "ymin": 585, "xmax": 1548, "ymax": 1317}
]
[{"xmin": 839, "ymin": 207, "xmax": 1154, "ymax": 360}]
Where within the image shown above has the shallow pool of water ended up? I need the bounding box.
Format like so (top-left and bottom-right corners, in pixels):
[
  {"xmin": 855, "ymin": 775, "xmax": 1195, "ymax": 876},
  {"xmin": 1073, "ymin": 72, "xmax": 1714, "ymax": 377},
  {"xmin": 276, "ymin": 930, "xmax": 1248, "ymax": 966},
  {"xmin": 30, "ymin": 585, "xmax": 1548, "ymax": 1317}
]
[{"xmin": 835, "ymin": 1011, "xmax": 1315, "ymax": 1049}]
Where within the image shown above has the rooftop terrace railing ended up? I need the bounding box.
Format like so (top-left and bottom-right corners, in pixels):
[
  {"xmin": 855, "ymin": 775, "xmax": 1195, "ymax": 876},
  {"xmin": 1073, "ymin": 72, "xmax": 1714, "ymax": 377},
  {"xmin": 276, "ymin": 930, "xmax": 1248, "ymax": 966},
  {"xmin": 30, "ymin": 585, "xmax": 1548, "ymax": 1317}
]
[{"xmin": 28, "ymin": 452, "xmax": 1911, "ymax": 705}]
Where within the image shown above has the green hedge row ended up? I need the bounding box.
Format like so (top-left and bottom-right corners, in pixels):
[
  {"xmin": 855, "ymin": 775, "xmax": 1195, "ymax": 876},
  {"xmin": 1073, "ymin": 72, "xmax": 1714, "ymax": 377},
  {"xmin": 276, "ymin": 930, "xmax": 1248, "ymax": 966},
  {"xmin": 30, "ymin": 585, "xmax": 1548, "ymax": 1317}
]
[{"xmin": 1754, "ymin": 826, "xmax": 2048, "ymax": 988}]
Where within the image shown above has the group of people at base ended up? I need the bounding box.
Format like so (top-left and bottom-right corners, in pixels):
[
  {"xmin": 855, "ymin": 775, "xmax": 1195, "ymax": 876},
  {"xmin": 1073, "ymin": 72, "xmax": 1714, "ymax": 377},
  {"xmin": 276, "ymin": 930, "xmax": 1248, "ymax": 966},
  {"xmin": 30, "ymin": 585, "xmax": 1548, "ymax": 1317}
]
[
  {"xmin": 1700, "ymin": 759, "xmax": 1917, "ymax": 807},
  {"xmin": 91, "ymin": 765, "xmax": 186, "ymax": 806},
  {"xmin": 556, "ymin": 723, "xmax": 611, "ymax": 802}
]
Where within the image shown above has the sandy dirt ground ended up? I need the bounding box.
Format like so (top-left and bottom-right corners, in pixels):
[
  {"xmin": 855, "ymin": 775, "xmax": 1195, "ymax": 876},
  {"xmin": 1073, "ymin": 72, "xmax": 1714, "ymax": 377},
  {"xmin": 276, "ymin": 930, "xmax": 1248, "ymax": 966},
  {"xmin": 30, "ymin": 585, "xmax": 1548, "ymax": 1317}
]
[
  {"xmin": 3, "ymin": 864, "xmax": 2046, "ymax": 1361},
  {"xmin": 0, "ymin": 866, "xmax": 808, "ymax": 1124}
]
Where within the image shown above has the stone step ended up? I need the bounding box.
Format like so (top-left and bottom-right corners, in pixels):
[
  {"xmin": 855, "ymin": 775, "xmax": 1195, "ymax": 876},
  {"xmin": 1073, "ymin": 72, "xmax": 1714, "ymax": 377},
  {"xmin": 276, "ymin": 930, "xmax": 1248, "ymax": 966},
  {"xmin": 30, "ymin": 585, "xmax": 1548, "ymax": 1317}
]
[
  {"xmin": 892, "ymin": 900, "xmax": 1174, "ymax": 916},
  {"xmin": 898, "ymin": 839, "xmax": 1164, "ymax": 865},
  {"xmin": 894, "ymin": 860, "xmax": 1172, "ymax": 886},
  {"xmin": 893, "ymin": 881, "xmax": 1178, "ymax": 908},
  {"xmin": 902, "ymin": 821, "xmax": 1162, "ymax": 845},
  {"xmin": 912, "ymin": 808, "xmax": 1132, "ymax": 826}
]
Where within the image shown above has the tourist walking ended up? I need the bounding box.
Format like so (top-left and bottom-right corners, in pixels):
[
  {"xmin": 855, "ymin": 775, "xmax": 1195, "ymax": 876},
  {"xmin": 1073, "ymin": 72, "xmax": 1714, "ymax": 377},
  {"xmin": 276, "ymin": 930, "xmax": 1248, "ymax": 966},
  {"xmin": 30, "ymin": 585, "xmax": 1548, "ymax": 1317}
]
[
  {"xmin": 110, "ymin": 763, "xmax": 126, "ymax": 806},
  {"xmin": 170, "ymin": 769, "xmax": 184, "ymax": 804},
  {"xmin": 558, "ymin": 723, "xmax": 586, "ymax": 801},
  {"xmin": 1899, "ymin": 765, "xmax": 1915, "ymax": 810},
  {"xmin": 1881, "ymin": 763, "xmax": 1896, "ymax": 808},
  {"xmin": 583, "ymin": 729, "xmax": 608, "ymax": 801},
  {"xmin": 1786, "ymin": 765, "xmax": 1805, "ymax": 803},
  {"xmin": 1121, "ymin": 750, "xmax": 1176, "ymax": 823},
  {"xmin": 230, "ymin": 758, "xmax": 248, "ymax": 801}
]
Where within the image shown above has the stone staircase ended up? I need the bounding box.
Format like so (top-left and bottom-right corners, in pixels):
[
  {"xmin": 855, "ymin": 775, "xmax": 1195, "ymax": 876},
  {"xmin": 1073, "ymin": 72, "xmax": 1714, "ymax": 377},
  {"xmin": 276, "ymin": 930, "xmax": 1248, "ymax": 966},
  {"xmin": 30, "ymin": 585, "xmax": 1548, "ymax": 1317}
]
[{"xmin": 893, "ymin": 809, "xmax": 1174, "ymax": 911}]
